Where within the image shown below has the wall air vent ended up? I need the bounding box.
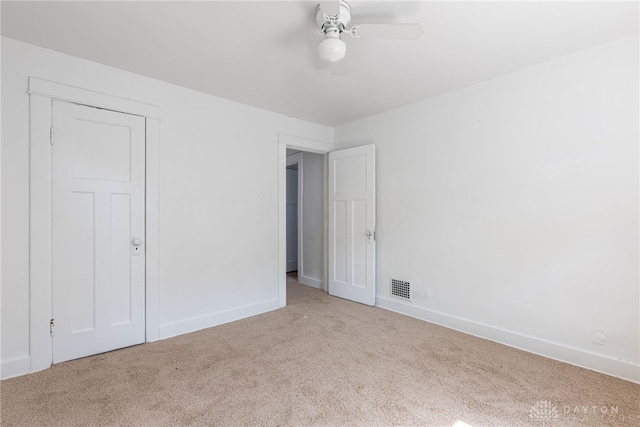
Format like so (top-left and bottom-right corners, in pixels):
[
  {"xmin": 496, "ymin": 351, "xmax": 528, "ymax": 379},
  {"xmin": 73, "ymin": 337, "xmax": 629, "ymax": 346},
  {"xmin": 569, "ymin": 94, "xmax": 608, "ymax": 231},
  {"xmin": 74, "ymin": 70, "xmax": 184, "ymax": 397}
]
[{"xmin": 391, "ymin": 279, "xmax": 411, "ymax": 301}]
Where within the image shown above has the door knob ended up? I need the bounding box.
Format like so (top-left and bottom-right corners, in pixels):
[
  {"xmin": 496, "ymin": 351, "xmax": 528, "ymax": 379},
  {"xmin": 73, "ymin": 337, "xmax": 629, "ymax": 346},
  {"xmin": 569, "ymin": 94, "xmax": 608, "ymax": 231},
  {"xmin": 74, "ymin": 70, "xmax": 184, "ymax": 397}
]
[{"xmin": 132, "ymin": 239, "xmax": 142, "ymax": 246}]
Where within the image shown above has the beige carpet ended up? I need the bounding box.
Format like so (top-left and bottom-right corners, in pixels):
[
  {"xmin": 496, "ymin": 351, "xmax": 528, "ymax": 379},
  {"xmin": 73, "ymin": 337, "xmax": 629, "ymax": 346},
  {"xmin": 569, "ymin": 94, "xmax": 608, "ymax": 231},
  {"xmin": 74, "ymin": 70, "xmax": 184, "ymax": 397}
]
[{"xmin": 1, "ymin": 274, "xmax": 638, "ymax": 426}]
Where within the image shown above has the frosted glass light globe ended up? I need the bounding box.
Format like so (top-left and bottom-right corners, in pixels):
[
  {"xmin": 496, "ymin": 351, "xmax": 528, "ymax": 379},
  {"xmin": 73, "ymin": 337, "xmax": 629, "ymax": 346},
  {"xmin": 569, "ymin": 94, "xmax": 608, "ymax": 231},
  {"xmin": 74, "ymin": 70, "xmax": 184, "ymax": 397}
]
[{"xmin": 319, "ymin": 37, "xmax": 347, "ymax": 63}]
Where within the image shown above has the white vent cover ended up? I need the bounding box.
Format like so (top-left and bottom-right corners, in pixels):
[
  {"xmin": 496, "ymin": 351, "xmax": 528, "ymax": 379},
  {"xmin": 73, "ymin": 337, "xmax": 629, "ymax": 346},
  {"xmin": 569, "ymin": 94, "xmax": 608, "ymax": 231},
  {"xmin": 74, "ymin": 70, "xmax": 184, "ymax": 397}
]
[{"xmin": 391, "ymin": 279, "xmax": 411, "ymax": 301}]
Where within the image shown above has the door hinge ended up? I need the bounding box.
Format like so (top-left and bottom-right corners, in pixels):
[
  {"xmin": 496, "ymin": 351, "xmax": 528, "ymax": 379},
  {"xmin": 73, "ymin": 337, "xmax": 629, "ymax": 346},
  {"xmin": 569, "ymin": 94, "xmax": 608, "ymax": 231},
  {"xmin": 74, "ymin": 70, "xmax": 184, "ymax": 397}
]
[
  {"xmin": 50, "ymin": 318, "xmax": 54, "ymax": 335},
  {"xmin": 49, "ymin": 127, "xmax": 55, "ymax": 145}
]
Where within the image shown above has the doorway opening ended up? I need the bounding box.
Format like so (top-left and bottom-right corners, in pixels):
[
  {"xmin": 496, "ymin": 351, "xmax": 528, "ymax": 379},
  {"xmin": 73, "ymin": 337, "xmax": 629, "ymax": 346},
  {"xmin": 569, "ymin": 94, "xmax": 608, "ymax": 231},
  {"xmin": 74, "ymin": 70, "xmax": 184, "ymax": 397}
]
[
  {"xmin": 277, "ymin": 134, "xmax": 334, "ymax": 307},
  {"xmin": 285, "ymin": 149, "xmax": 325, "ymax": 301},
  {"xmin": 277, "ymin": 134, "xmax": 376, "ymax": 308}
]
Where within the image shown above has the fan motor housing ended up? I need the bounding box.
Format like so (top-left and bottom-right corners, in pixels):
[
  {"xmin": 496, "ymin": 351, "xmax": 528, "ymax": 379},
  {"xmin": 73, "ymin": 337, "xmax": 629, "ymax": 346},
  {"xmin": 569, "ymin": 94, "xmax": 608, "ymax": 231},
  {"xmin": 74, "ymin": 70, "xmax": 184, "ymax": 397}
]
[{"xmin": 316, "ymin": 1, "xmax": 352, "ymax": 30}]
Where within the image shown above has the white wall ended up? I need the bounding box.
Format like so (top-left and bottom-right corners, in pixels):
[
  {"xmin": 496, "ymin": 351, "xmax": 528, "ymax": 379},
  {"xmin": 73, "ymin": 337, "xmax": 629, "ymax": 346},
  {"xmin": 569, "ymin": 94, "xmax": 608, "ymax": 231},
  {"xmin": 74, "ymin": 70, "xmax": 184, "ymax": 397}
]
[
  {"xmin": 335, "ymin": 35, "xmax": 639, "ymax": 382},
  {"xmin": 3, "ymin": 33, "xmax": 637, "ymax": 383},
  {"xmin": 1, "ymin": 37, "xmax": 332, "ymax": 377},
  {"xmin": 300, "ymin": 152, "xmax": 324, "ymax": 289}
]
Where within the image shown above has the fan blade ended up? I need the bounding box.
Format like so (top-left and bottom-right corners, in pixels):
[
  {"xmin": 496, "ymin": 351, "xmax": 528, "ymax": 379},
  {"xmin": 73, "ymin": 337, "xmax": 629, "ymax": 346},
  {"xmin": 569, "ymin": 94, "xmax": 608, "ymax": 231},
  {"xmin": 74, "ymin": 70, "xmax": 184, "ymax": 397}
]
[
  {"xmin": 320, "ymin": 0, "xmax": 340, "ymax": 18},
  {"xmin": 330, "ymin": 59, "xmax": 348, "ymax": 77},
  {"xmin": 351, "ymin": 23, "xmax": 424, "ymax": 40}
]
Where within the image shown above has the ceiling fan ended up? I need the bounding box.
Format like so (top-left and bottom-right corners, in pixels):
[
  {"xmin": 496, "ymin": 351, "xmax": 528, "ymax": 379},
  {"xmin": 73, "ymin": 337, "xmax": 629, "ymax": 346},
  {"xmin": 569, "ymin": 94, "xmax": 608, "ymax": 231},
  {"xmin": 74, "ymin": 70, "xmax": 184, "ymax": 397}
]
[{"xmin": 316, "ymin": 0, "xmax": 424, "ymax": 67}]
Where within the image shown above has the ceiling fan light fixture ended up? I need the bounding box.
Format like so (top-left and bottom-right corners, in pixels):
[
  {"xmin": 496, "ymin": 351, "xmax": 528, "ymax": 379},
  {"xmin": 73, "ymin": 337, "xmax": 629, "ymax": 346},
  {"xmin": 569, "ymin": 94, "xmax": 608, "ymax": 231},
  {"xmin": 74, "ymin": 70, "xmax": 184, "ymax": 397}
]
[
  {"xmin": 315, "ymin": 0, "xmax": 423, "ymax": 71},
  {"xmin": 319, "ymin": 36, "xmax": 347, "ymax": 63}
]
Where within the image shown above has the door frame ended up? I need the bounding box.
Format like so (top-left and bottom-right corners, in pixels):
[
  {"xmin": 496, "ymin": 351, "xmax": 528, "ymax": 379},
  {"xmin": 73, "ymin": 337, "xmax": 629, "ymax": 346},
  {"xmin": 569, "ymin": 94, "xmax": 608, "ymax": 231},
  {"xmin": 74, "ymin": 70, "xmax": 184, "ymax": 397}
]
[
  {"xmin": 28, "ymin": 77, "xmax": 161, "ymax": 373},
  {"xmin": 277, "ymin": 133, "xmax": 335, "ymax": 307}
]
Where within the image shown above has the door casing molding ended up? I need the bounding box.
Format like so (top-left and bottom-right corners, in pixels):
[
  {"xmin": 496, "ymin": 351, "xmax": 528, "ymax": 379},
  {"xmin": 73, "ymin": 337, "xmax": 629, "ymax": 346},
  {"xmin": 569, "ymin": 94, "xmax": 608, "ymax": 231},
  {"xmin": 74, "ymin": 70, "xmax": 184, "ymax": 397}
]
[{"xmin": 28, "ymin": 77, "xmax": 161, "ymax": 374}]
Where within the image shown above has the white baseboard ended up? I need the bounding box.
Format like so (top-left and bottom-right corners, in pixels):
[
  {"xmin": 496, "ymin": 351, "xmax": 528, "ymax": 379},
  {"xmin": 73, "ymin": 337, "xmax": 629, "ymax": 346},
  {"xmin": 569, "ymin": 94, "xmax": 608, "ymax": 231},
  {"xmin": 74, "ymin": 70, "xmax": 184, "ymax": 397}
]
[
  {"xmin": 158, "ymin": 298, "xmax": 280, "ymax": 340},
  {"xmin": 299, "ymin": 274, "xmax": 323, "ymax": 290},
  {"xmin": 1, "ymin": 356, "xmax": 31, "ymax": 380},
  {"xmin": 376, "ymin": 296, "xmax": 640, "ymax": 384}
]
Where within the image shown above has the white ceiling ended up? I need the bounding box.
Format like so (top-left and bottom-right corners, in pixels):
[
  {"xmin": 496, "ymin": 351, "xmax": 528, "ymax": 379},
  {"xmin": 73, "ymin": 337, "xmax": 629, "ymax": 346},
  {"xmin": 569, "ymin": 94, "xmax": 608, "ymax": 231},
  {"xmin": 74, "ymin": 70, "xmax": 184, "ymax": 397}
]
[{"xmin": 2, "ymin": 1, "xmax": 638, "ymax": 126}]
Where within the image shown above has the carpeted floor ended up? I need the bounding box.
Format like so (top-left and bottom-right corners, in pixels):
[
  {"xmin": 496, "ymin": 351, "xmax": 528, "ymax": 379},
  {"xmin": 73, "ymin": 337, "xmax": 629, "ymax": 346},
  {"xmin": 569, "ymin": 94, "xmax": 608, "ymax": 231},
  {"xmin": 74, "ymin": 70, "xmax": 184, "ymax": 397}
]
[{"xmin": 1, "ymin": 273, "xmax": 638, "ymax": 426}]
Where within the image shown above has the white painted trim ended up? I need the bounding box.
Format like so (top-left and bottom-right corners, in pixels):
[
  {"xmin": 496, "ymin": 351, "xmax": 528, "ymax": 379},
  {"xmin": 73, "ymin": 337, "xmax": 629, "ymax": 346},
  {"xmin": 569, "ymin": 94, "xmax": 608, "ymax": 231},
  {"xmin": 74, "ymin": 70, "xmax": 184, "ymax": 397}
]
[
  {"xmin": 27, "ymin": 78, "xmax": 161, "ymax": 377},
  {"xmin": 158, "ymin": 299, "xmax": 280, "ymax": 339},
  {"xmin": 0, "ymin": 34, "xmax": 2, "ymax": 382},
  {"xmin": 28, "ymin": 77, "xmax": 160, "ymax": 119},
  {"xmin": 286, "ymin": 152, "xmax": 303, "ymax": 166},
  {"xmin": 29, "ymin": 94, "xmax": 54, "ymax": 374},
  {"xmin": 297, "ymin": 157, "xmax": 304, "ymax": 284},
  {"xmin": 377, "ymin": 296, "xmax": 640, "ymax": 384},
  {"xmin": 1, "ymin": 356, "xmax": 31, "ymax": 380},
  {"xmin": 322, "ymin": 154, "xmax": 328, "ymax": 293},
  {"xmin": 299, "ymin": 275, "xmax": 323, "ymax": 290},
  {"xmin": 279, "ymin": 133, "xmax": 334, "ymax": 154},
  {"xmin": 278, "ymin": 134, "xmax": 334, "ymax": 307},
  {"xmin": 278, "ymin": 142, "xmax": 287, "ymax": 307},
  {"xmin": 145, "ymin": 118, "xmax": 161, "ymax": 342}
]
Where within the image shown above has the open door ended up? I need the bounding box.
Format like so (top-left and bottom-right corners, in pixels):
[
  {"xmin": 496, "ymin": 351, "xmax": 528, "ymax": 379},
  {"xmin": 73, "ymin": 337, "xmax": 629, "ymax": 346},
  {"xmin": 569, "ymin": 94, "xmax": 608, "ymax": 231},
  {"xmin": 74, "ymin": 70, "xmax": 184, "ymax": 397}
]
[{"xmin": 328, "ymin": 144, "xmax": 375, "ymax": 305}]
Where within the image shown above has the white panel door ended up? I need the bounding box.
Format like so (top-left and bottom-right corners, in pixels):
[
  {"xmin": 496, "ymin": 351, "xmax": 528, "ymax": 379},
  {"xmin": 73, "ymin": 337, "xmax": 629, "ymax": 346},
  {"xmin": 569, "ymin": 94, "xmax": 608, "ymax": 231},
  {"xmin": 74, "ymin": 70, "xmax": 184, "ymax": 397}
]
[
  {"xmin": 52, "ymin": 100, "xmax": 146, "ymax": 363},
  {"xmin": 328, "ymin": 145, "xmax": 375, "ymax": 305}
]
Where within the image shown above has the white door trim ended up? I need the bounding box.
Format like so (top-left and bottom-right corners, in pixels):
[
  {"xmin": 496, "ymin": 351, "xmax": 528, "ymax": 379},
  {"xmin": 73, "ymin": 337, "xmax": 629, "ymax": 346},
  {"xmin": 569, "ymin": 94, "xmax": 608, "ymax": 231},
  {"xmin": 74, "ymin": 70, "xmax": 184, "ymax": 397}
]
[
  {"xmin": 278, "ymin": 134, "xmax": 335, "ymax": 307},
  {"xmin": 28, "ymin": 77, "xmax": 161, "ymax": 374},
  {"xmin": 28, "ymin": 77, "xmax": 160, "ymax": 119},
  {"xmin": 286, "ymin": 152, "xmax": 303, "ymax": 166}
]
